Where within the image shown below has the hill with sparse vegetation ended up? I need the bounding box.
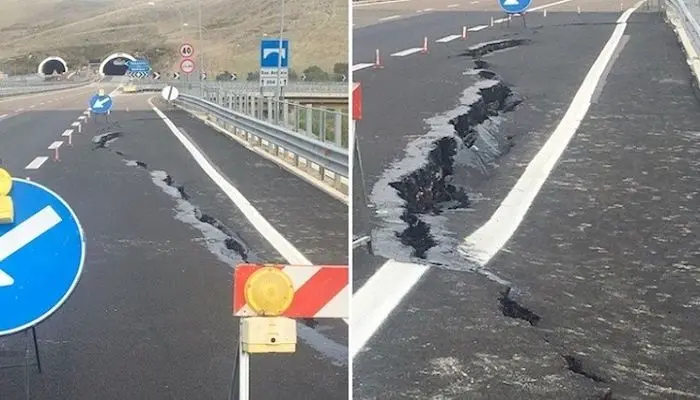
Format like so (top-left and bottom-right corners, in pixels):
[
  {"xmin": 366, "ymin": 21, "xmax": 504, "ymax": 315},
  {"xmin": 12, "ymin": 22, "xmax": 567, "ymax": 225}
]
[{"xmin": 0, "ymin": 0, "xmax": 348, "ymax": 80}]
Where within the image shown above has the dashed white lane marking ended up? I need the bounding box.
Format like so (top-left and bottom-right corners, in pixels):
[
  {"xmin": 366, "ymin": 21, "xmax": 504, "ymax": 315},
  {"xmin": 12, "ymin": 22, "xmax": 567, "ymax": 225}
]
[
  {"xmin": 470, "ymin": 0, "xmax": 479, "ymax": 3},
  {"xmin": 71, "ymin": 122, "xmax": 80, "ymax": 127},
  {"xmin": 469, "ymin": 24, "xmax": 489, "ymax": 31},
  {"xmin": 29, "ymin": 105, "xmax": 35, "ymax": 109},
  {"xmin": 48, "ymin": 141, "xmax": 63, "ymax": 150},
  {"xmin": 379, "ymin": 14, "xmax": 401, "ymax": 21},
  {"xmin": 391, "ymin": 47, "xmax": 423, "ymax": 56},
  {"xmin": 354, "ymin": 0, "xmax": 410, "ymax": 7},
  {"xmin": 25, "ymin": 156, "xmax": 48, "ymax": 170},
  {"xmin": 436, "ymin": 34, "xmax": 462, "ymax": 43},
  {"xmin": 0, "ymin": 114, "xmax": 7, "ymax": 120},
  {"xmin": 352, "ymin": 0, "xmax": 646, "ymax": 359},
  {"xmin": 39, "ymin": 102, "xmax": 45, "ymax": 105},
  {"xmin": 494, "ymin": 17, "xmax": 508, "ymax": 23},
  {"xmin": 447, "ymin": 3, "xmax": 460, "ymax": 7},
  {"xmin": 62, "ymin": 129, "xmax": 73, "ymax": 137},
  {"xmin": 78, "ymin": 115, "xmax": 86, "ymax": 121},
  {"xmin": 529, "ymin": 0, "xmax": 574, "ymax": 11},
  {"xmin": 17, "ymin": 108, "xmax": 24, "ymax": 112},
  {"xmin": 353, "ymin": 63, "xmax": 376, "ymax": 72}
]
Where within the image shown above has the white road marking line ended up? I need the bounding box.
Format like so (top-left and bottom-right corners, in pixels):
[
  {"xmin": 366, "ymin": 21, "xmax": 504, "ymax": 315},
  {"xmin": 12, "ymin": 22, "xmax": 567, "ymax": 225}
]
[
  {"xmin": 39, "ymin": 102, "xmax": 45, "ymax": 105},
  {"xmin": 352, "ymin": 0, "xmax": 645, "ymax": 359},
  {"xmin": 391, "ymin": 47, "xmax": 423, "ymax": 56},
  {"xmin": 25, "ymin": 156, "xmax": 49, "ymax": 170},
  {"xmin": 437, "ymin": 34, "xmax": 462, "ymax": 43},
  {"xmin": 62, "ymin": 129, "xmax": 73, "ymax": 137},
  {"xmin": 469, "ymin": 25, "xmax": 489, "ymax": 31},
  {"xmin": 354, "ymin": 0, "xmax": 410, "ymax": 7},
  {"xmin": 48, "ymin": 141, "xmax": 62, "ymax": 150},
  {"xmin": 494, "ymin": 17, "xmax": 508, "ymax": 23},
  {"xmin": 353, "ymin": 63, "xmax": 376, "ymax": 72},
  {"xmin": 462, "ymin": 1, "xmax": 645, "ymax": 264},
  {"xmin": 352, "ymin": 236, "xmax": 371, "ymax": 248},
  {"xmin": 78, "ymin": 116, "xmax": 86, "ymax": 121},
  {"xmin": 29, "ymin": 105, "xmax": 35, "ymax": 109},
  {"xmin": 447, "ymin": 3, "xmax": 460, "ymax": 7},
  {"xmin": 71, "ymin": 122, "xmax": 80, "ymax": 127},
  {"xmin": 422, "ymin": 8, "xmax": 434, "ymax": 11},
  {"xmin": 529, "ymin": 0, "xmax": 574, "ymax": 11},
  {"xmin": 0, "ymin": 206, "xmax": 62, "ymax": 287},
  {"xmin": 351, "ymin": 260, "xmax": 429, "ymax": 358},
  {"xmin": 470, "ymin": 0, "xmax": 479, "ymax": 3},
  {"xmin": 0, "ymin": 114, "xmax": 7, "ymax": 120},
  {"xmin": 17, "ymin": 108, "xmax": 24, "ymax": 112},
  {"xmin": 148, "ymin": 100, "xmax": 354, "ymax": 324},
  {"xmin": 379, "ymin": 14, "xmax": 401, "ymax": 21}
]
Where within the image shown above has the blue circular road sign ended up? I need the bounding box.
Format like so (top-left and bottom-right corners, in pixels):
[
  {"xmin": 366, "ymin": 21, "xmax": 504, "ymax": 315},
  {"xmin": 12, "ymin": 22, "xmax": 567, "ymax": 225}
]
[
  {"xmin": 0, "ymin": 178, "xmax": 85, "ymax": 336},
  {"xmin": 498, "ymin": 0, "xmax": 532, "ymax": 14},
  {"xmin": 89, "ymin": 94, "xmax": 113, "ymax": 114}
]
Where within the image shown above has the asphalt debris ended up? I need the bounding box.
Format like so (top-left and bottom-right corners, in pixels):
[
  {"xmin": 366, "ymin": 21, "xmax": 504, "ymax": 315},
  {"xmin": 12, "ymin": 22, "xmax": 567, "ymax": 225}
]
[{"xmin": 459, "ymin": 38, "xmax": 531, "ymax": 58}]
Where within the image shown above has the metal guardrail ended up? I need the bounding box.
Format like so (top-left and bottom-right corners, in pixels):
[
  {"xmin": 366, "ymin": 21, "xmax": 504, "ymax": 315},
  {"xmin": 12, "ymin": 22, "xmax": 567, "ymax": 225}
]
[
  {"xmin": 136, "ymin": 80, "xmax": 348, "ymax": 97},
  {"xmin": 171, "ymin": 93, "xmax": 349, "ymax": 179},
  {"xmin": 666, "ymin": 0, "xmax": 700, "ymax": 83},
  {"xmin": 0, "ymin": 81, "xmax": 92, "ymax": 97}
]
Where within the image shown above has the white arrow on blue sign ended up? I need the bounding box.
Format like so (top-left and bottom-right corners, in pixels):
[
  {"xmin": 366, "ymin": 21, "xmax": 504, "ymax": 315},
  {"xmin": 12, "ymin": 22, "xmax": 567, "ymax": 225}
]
[
  {"xmin": 498, "ymin": 0, "xmax": 532, "ymax": 14},
  {"xmin": 0, "ymin": 179, "xmax": 85, "ymax": 336},
  {"xmin": 89, "ymin": 94, "xmax": 113, "ymax": 114}
]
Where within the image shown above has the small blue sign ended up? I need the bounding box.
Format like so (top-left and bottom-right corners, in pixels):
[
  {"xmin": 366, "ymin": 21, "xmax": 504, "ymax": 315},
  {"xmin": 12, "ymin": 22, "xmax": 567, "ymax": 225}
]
[
  {"xmin": 89, "ymin": 94, "xmax": 113, "ymax": 114},
  {"xmin": 260, "ymin": 39, "xmax": 290, "ymax": 68},
  {"xmin": 498, "ymin": 0, "xmax": 531, "ymax": 14},
  {"xmin": 0, "ymin": 179, "xmax": 85, "ymax": 336},
  {"xmin": 126, "ymin": 59, "xmax": 151, "ymax": 73}
]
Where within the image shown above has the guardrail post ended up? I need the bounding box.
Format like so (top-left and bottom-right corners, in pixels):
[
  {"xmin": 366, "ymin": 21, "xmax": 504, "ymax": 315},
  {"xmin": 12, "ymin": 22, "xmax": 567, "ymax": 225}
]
[
  {"xmin": 282, "ymin": 102, "xmax": 289, "ymax": 128},
  {"xmin": 334, "ymin": 112, "xmax": 343, "ymax": 148},
  {"xmin": 321, "ymin": 110, "xmax": 327, "ymax": 142},
  {"xmin": 305, "ymin": 106, "xmax": 313, "ymax": 137},
  {"xmin": 250, "ymin": 96, "xmax": 256, "ymax": 118},
  {"xmin": 267, "ymin": 98, "xmax": 273, "ymax": 123}
]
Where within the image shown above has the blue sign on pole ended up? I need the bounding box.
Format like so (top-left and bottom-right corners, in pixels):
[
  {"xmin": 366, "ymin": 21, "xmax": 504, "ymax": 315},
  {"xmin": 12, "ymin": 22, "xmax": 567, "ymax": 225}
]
[
  {"xmin": 498, "ymin": 0, "xmax": 532, "ymax": 14},
  {"xmin": 0, "ymin": 178, "xmax": 86, "ymax": 336},
  {"xmin": 260, "ymin": 39, "xmax": 290, "ymax": 68},
  {"xmin": 126, "ymin": 59, "xmax": 151, "ymax": 73},
  {"xmin": 89, "ymin": 94, "xmax": 113, "ymax": 114}
]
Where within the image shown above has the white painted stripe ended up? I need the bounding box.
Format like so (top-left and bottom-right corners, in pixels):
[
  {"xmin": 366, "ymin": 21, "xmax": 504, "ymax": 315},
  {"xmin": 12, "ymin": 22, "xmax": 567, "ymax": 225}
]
[
  {"xmin": 391, "ymin": 48, "xmax": 423, "ymax": 57},
  {"xmin": 316, "ymin": 286, "xmax": 350, "ymax": 318},
  {"xmin": 352, "ymin": 0, "xmax": 646, "ymax": 357},
  {"xmin": 78, "ymin": 116, "xmax": 86, "ymax": 120},
  {"xmin": 0, "ymin": 206, "xmax": 62, "ymax": 264},
  {"xmin": 379, "ymin": 15, "xmax": 401, "ymax": 21},
  {"xmin": 494, "ymin": 17, "xmax": 508, "ymax": 23},
  {"xmin": 25, "ymin": 156, "xmax": 48, "ymax": 170},
  {"xmin": 421, "ymin": 8, "xmax": 434, "ymax": 12},
  {"xmin": 83, "ymin": 110, "xmax": 90, "ymax": 115},
  {"xmin": 71, "ymin": 122, "xmax": 80, "ymax": 127},
  {"xmin": 17, "ymin": 108, "xmax": 24, "ymax": 112},
  {"xmin": 29, "ymin": 105, "xmax": 35, "ymax": 109},
  {"xmin": 48, "ymin": 141, "xmax": 62, "ymax": 150},
  {"xmin": 352, "ymin": 63, "xmax": 375, "ymax": 72},
  {"xmin": 461, "ymin": 1, "xmax": 644, "ymax": 264},
  {"xmin": 351, "ymin": 260, "xmax": 429, "ymax": 358},
  {"xmin": 469, "ymin": 25, "xmax": 489, "ymax": 31},
  {"xmin": 470, "ymin": 0, "xmax": 479, "ymax": 3},
  {"xmin": 436, "ymin": 34, "xmax": 462, "ymax": 43},
  {"xmin": 354, "ymin": 0, "xmax": 410, "ymax": 7},
  {"xmin": 62, "ymin": 129, "xmax": 73, "ymax": 137},
  {"xmin": 529, "ymin": 0, "xmax": 574, "ymax": 11},
  {"xmin": 0, "ymin": 114, "xmax": 7, "ymax": 120},
  {"xmin": 353, "ymin": 236, "xmax": 371, "ymax": 248},
  {"xmin": 447, "ymin": 3, "xmax": 460, "ymax": 7},
  {"xmin": 284, "ymin": 265, "xmax": 322, "ymax": 290}
]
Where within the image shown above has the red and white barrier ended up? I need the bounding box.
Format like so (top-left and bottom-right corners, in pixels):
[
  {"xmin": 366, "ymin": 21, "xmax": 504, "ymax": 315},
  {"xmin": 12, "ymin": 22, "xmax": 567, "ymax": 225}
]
[{"xmin": 233, "ymin": 264, "xmax": 349, "ymax": 319}]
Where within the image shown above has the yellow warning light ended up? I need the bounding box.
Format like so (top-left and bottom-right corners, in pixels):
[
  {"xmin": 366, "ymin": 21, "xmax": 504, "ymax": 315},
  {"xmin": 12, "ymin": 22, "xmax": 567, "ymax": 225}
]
[
  {"xmin": 244, "ymin": 267, "xmax": 294, "ymax": 316},
  {"xmin": 0, "ymin": 168, "xmax": 14, "ymax": 224}
]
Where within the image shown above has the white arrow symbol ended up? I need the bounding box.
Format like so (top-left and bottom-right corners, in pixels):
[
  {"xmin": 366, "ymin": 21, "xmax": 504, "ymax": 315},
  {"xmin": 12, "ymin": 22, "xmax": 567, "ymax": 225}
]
[
  {"xmin": 93, "ymin": 97, "xmax": 110, "ymax": 108},
  {"xmin": 0, "ymin": 206, "xmax": 62, "ymax": 288},
  {"xmin": 503, "ymin": 0, "xmax": 519, "ymax": 4},
  {"xmin": 263, "ymin": 48, "xmax": 287, "ymax": 60}
]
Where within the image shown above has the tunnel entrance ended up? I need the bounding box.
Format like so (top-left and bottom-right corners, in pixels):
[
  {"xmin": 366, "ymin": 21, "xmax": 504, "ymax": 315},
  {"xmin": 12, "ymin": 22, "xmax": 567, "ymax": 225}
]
[
  {"xmin": 38, "ymin": 57, "xmax": 68, "ymax": 76},
  {"xmin": 99, "ymin": 53, "xmax": 136, "ymax": 76}
]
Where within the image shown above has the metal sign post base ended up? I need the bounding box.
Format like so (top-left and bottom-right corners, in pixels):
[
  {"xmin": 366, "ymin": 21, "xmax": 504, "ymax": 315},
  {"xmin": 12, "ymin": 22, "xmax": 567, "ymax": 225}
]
[
  {"xmin": 353, "ymin": 133, "xmax": 374, "ymax": 255},
  {"xmin": 228, "ymin": 339, "xmax": 250, "ymax": 400},
  {"xmin": 504, "ymin": 12, "xmax": 527, "ymax": 28}
]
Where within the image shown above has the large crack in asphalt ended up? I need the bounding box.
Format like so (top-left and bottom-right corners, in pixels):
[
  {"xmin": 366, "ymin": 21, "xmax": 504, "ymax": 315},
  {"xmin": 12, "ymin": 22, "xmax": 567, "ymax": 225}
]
[{"xmin": 370, "ymin": 40, "xmax": 524, "ymax": 263}]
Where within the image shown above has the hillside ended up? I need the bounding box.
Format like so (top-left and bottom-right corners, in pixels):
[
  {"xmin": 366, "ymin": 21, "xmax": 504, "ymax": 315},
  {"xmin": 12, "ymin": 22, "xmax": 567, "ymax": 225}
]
[{"xmin": 0, "ymin": 0, "xmax": 348, "ymax": 77}]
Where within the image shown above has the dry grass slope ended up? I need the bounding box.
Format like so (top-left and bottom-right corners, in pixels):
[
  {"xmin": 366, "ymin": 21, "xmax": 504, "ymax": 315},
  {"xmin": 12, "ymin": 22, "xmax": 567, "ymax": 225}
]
[{"xmin": 0, "ymin": 0, "xmax": 348, "ymax": 76}]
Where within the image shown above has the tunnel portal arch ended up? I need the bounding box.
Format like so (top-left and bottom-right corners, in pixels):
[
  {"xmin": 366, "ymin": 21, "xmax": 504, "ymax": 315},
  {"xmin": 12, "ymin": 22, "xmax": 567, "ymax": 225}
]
[
  {"xmin": 38, "ymin": 57, "xmax": 68, "ymax": 76},
  {"xmin": 99, "ymin": 53, "xmax": 136, "ymax": 76}
]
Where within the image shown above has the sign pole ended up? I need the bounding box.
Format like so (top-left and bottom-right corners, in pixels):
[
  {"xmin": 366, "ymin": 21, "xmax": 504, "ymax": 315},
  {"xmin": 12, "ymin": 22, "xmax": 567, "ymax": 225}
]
[{"xmin": 238, "ymin": 337, "xmax": 250, "ymax": 400}]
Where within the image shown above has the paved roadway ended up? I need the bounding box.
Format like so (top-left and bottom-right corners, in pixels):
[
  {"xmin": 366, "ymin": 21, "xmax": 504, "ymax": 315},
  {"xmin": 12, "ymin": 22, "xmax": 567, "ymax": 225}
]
[
  {"xmin": 353, "ymin": 1, "xmax": 699, "ymax": 399},
  {"xmin": 0, "ymin": 82, "xmax": 348, "ymax": 399}
]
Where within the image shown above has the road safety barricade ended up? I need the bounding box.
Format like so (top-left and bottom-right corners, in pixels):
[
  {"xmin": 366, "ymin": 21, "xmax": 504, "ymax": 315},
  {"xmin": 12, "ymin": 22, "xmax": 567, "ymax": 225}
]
[{"xmin": 231, "ymin": 263, "xmax": 349, "ymax": 400}]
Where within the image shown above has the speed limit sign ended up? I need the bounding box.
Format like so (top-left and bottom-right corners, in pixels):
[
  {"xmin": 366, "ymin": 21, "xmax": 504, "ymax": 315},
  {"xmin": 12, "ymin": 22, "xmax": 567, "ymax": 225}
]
[
  {"xmin": 180, "ymin": 58, "xmax": 196, "ymax": 74},
  {"xmin": 179, "ymin": 43, "xmax": 194, "ymax": 58}
]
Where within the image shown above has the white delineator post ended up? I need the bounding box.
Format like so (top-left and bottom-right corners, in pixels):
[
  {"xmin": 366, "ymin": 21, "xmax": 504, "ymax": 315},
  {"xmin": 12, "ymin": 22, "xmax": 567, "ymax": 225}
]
[{"xmin": 462, "ymin": 26, "xmax": 468, "ymax": 39}]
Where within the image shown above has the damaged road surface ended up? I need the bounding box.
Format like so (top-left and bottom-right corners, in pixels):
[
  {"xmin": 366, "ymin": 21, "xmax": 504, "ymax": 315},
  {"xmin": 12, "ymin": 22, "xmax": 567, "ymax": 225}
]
[
  {"xmin": 354, "ymin": 9, "xmax": 699, "ymax": 400},
  {"xmin": 0, "ymin": 93, "xmax": 348, "ymax": 399}
]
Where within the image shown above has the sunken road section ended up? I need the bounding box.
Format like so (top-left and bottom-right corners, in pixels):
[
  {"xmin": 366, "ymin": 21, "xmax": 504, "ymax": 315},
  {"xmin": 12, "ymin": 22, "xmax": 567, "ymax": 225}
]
[{"xmin": 380, "ymin": 39, "xmax": 527, "ymax": 260}]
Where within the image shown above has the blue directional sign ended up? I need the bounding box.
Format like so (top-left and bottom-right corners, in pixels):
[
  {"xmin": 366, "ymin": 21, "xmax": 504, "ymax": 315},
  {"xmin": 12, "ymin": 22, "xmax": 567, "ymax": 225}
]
[
  {"xmin": 260, "ymin": 39, "xmax": 290, "ymax": 68},
  {"xmin": 0, "ymin": 179, "xmax": 85, "ymax": 336},
  {"xmin": 126, "ymin": 59, "xmax": 151, "ymax": 73},
  {"xmin": 89, "ymin": 94, "xmax": 113, "ymax": 114},
  {"xmin": 498, "ymin": 0, "xmax": 532, "ymax": 14}
]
